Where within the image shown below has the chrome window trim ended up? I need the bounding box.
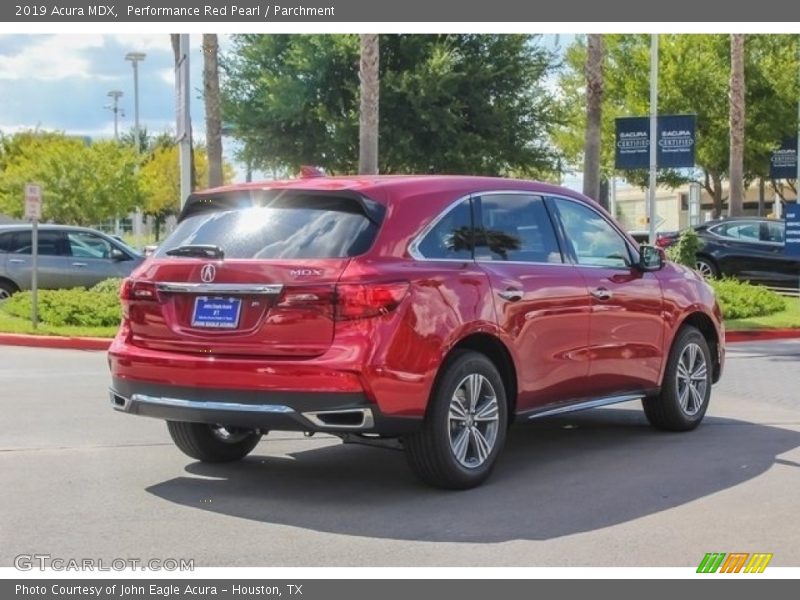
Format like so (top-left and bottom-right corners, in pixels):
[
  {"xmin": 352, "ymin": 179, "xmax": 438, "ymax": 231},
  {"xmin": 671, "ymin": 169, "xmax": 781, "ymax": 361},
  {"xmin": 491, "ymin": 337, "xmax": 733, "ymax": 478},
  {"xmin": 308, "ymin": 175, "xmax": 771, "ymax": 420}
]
[{"xmin": 475, "ymin": 259, "xmax": 575, "ymax": 267}]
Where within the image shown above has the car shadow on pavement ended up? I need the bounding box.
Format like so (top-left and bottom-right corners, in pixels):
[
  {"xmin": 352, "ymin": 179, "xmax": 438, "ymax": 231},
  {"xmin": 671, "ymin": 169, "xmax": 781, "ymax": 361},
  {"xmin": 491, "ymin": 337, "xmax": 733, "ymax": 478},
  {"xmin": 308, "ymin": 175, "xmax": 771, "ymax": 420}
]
[{"xmin": 146, "ymin": 408, "xmax": 800, "ymax": 543}]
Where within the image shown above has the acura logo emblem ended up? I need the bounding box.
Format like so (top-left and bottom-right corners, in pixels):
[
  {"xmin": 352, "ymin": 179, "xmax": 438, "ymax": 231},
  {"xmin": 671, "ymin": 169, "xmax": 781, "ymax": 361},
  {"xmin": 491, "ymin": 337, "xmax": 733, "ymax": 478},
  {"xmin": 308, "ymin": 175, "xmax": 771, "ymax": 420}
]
[{"xmin": 200, "ymin": 264, "xmax": 216, "ymax": 283}]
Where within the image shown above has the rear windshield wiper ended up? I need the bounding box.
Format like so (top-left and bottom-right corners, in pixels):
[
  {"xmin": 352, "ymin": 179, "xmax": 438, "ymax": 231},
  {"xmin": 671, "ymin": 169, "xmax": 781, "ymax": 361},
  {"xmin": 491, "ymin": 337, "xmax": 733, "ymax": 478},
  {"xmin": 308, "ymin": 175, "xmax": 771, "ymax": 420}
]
[{"xmin": 165, "ymin": 244, "xmax": 225, "ymax": 259}]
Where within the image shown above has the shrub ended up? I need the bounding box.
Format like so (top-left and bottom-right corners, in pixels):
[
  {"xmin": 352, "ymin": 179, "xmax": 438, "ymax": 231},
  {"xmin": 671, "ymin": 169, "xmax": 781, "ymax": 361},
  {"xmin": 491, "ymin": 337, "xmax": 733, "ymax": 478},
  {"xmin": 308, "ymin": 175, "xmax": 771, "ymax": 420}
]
[
  {"xmin": 89, "ymin": 278, "xmax": 124, "ymax": 294},
  {"xmin": 666, "ymin": 228, "xmax": 700, "ymax": 269},
  {"xmin": 1, "ymin": 280, "xmax": 122, "ymax": 327},
  {"xmin": 709, "ymin": 278, "xmax": 785, "ymax": 320}
]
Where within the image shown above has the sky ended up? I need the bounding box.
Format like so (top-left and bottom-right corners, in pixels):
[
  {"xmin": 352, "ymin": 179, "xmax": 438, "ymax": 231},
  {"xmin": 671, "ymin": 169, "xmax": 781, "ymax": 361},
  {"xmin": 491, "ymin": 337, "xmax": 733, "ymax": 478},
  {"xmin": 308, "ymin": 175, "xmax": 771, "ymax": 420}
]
[
  {"xmin": 0, "ymin": 33, "xmax": 578, "ymax": 186},
  {"xmin": 0, "ymin": 34, "xmax": 215, "ymax": 142}
]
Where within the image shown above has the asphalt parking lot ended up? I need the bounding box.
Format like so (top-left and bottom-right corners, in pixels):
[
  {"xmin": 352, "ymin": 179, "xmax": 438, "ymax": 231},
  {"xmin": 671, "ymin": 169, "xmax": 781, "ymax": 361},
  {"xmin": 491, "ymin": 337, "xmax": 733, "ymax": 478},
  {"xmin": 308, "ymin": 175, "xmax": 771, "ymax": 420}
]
[{"xmin": 1, "ymin": 341, "xmax": 799, "ymax": 567}]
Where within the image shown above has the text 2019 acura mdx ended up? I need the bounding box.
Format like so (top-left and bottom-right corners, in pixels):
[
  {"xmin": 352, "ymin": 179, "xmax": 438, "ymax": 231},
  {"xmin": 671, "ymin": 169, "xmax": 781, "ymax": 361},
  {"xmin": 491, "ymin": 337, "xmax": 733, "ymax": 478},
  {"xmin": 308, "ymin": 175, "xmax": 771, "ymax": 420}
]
[{"xmin": 108, "ymin": 175, "xmax": 724, "ymax": 489}]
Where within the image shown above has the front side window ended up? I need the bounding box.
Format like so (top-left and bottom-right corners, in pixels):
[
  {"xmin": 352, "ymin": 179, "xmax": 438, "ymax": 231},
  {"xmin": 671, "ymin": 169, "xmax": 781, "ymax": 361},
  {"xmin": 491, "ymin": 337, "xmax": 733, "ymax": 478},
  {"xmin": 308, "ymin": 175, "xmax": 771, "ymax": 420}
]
[
  {"xmin": 551, "ymin": 198, "xmax": 632, "ymax": 268},
  {"xmin": 413, "ymin": 198, "xmax": 473, "ymax": 260},
  {"xmin": 710, "ymin": 221, "xmax": 760, "ymax": 242},
  {"xmin": 475, "ymin": 194, "xmax": 562, "ymax": 263},
  {"xmin": 68, "ymin": 232, "xmax": 113, "ymax": 259}
]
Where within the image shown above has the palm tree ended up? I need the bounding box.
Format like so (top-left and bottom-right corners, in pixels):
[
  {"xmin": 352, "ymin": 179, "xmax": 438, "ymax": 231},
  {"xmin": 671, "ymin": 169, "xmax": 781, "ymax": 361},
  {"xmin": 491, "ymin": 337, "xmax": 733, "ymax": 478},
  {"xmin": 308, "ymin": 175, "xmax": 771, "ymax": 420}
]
[
  {"xmin": 203, "ymin": 34, "xmax": 224, "ymax": 188},
  {"xmin": 170, "ymin": 34, "xmax": 196, "ymax": 190},
  {"xmin": 583, "ymin": 34, "xmax": 604, "ymax": 202},
  {"xmin": 358, "ymin": 34, "xmax": 379, "ymax": 175},
  {"xmin": 728, "ymin": 34, "xmax": 745, "ymax": 216}
]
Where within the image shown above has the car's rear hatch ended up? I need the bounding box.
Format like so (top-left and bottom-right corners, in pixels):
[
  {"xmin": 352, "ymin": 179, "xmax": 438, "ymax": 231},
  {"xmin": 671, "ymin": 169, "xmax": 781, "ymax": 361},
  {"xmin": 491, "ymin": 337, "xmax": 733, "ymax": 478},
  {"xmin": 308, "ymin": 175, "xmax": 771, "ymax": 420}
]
[{"xmin": 121, "ymin": 189, "xmax": 384, "ymax": 358}]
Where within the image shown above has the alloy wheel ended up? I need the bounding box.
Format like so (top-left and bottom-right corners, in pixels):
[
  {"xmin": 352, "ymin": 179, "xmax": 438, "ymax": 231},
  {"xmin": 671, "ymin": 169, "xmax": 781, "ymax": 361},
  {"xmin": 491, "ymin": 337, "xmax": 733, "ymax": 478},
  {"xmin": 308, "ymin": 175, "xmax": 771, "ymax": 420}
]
[
  {"xmin": 675, "ymin": 342, "xmax": 708, "ymax": 416},
  {"xmin": 695, "ymin": 260, "xmax": 715, "ymax": 279},
  {"xmin": 448, "ymin": 373, "xmax": 500, "ymax": 469}
]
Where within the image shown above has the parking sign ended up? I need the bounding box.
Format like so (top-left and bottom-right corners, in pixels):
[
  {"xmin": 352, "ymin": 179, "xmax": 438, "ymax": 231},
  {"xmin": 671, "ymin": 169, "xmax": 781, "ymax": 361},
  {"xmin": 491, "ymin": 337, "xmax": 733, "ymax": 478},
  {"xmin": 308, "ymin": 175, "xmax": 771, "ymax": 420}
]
[{"xmin": 24, "ymin": 183, "xmax": 42, "ymax": 221}]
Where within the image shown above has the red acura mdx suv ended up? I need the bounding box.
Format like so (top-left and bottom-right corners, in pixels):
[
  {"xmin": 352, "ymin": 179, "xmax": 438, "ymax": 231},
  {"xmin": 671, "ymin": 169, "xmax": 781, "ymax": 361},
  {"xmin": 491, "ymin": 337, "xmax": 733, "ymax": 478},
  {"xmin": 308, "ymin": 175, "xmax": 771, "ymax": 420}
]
[{"xmin": 109, "ymin": 175, "xmax": 724, "ymax": 489}]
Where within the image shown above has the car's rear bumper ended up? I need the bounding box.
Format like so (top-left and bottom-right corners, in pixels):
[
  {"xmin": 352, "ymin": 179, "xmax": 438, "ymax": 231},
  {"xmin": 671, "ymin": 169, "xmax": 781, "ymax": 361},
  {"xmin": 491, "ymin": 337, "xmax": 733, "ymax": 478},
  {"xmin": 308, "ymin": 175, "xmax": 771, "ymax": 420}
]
[{"xmin": 109, "ymin": 378, "xmax": 421, "ymax": 435}]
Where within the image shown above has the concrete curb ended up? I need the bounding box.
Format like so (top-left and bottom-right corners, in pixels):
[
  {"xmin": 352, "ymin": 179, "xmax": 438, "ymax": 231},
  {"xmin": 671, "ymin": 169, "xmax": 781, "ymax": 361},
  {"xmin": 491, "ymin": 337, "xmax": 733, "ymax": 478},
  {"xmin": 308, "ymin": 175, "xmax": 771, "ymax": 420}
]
[
  {"xmin": 0, "ymin": 333, "xmax": 111, "ymax": 351},
  {"xmin": 2, "ymin": 329, "xmax": 800, "ymax": 352},
  {"xmin": 724, "ymin": 329, "xmax": 800, "ymax": 343}
]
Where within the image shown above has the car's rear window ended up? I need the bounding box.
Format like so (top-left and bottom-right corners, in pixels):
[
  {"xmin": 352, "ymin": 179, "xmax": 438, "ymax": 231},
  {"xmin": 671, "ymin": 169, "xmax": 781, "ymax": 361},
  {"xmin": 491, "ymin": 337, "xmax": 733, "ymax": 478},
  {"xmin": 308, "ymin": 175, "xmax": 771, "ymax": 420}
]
[{"xmin": 156, "ymin": 195, "xmax": 380, "ymax": 260}]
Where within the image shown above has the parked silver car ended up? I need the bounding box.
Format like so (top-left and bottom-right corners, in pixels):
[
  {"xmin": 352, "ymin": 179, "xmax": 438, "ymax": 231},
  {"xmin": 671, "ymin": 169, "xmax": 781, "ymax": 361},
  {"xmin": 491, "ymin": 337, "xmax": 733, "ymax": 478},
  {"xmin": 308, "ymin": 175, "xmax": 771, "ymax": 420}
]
[{"xmin": 0, "ymin": 224, "xmax": 145, "ymax": 298}]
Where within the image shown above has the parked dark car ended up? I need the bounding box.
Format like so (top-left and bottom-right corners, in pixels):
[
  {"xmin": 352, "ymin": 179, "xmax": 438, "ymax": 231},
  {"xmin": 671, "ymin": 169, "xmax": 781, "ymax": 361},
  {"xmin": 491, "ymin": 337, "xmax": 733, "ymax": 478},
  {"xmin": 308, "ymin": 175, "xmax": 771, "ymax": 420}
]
[
  {"xmin": 0, "ymin": 224, "xmax": 144, "ymax": 298},
  {"xmin": 656, "ymin": 217, "xmax": 799, "ymax": 289},
  {"xmin": 109, "ymin": 175, "xmax": 724, "ymax": 489}
]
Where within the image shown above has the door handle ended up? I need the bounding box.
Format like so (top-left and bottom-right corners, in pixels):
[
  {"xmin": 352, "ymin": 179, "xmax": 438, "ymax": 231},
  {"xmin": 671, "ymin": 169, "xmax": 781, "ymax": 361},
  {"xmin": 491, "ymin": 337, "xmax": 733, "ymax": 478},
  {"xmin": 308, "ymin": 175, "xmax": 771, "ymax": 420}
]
[
  {"xmin": 72, "ymin": 262, "xmax": 88, "ymax": 267},
  {"xmin": 498, "ymin": 288, "xmax": 524, "ymax": 302},
  {"xmin": 8, "ymin": 259, "xmax": 25, "ymax": 264},
  {"xmin": 590, "ymin": 287, "xmax": 613, "ymax": 301}
]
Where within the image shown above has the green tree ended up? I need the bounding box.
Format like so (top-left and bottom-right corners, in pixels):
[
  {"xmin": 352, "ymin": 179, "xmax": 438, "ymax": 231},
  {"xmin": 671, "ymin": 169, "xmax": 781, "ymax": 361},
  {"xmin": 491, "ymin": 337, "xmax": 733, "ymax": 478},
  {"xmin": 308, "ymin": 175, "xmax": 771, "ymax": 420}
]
[
  {"xmin": 137, "ymin": 144, "xmax": 232, "ymax": 240},
  {"xmin": 556, "ymin": 34, "xmax": 800, "ymax": 218},
  {"xmin": 0, "ymin": 131, "xmax": 140, "ymax": 225},
  {"xmin": 222, "ymin": 34, "xmax": 561, "ymax": 176}
]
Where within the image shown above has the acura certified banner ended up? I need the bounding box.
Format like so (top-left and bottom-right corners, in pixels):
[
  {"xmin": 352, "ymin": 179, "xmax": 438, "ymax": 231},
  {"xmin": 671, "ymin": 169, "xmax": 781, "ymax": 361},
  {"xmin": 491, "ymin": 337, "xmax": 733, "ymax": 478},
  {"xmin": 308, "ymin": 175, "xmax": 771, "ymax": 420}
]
[
  {"xmin": 770, "ymin": 139, "xmax": 798, "ymax": 180},
  {"xmin": 615, "ymin": 115, "xmax": 696, "ymax": 170}
]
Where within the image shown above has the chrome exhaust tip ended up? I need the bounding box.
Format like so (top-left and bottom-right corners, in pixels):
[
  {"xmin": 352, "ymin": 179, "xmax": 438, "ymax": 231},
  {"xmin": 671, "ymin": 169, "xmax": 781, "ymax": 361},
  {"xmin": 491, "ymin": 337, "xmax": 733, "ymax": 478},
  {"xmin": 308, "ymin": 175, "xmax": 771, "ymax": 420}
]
[
  {"xmin": 109, "ymin": 390, "xmax": 130, "ymax": 411},
  {"xmin": 301, "ymin": 408, "xmax": 375, "ymax": 430}
]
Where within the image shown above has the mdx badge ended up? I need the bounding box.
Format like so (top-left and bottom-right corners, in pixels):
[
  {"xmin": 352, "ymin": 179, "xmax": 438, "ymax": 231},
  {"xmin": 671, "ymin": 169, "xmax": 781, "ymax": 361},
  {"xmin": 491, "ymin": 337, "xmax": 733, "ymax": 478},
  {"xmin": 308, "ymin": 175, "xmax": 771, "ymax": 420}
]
[{"xmin": 290, "ymin": 268, "xmax": 323, "ymax": 278}]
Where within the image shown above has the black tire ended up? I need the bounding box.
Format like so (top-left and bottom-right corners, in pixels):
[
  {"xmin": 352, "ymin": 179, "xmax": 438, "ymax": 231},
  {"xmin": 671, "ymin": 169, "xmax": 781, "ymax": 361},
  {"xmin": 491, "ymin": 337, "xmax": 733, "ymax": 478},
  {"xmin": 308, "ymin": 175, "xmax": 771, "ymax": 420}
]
[
  {"xmin": 643, "ymin": 326, "xmax": 712, "ymax": 431},
  {"xmin": 695, "ymin": 256, "xmax": 718, "ymax": 279},
  {"xmin": 166, "ymin": 421, "xmax": 262, "ymax": 462},
  {"xmin": 404, "ymin": 350, "xmax": 508, "ymax": 489},
  {"xmin": 0, "ymin": 279, "xmax": 18, "ymax": 300}
]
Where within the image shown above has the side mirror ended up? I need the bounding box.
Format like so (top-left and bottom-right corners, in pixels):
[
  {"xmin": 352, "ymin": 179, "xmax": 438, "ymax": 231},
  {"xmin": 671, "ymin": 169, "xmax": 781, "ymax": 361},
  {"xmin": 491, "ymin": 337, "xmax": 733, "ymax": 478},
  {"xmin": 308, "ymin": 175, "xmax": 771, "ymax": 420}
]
[
  {"xmin": 110, "ymin": 247, "xmax": 129, "ymax": 262},
  {"xmin": 638, "ymin": 245, "xmax": 665, "ymax": 271}
]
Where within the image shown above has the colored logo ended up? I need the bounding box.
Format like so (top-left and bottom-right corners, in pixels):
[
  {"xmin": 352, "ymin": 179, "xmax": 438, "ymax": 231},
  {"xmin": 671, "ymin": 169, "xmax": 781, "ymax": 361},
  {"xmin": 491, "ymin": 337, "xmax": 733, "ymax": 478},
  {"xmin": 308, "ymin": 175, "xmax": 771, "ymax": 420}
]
[{"xmin": 697, "ymin": 553, "xmax": 773, "ymax": 573}]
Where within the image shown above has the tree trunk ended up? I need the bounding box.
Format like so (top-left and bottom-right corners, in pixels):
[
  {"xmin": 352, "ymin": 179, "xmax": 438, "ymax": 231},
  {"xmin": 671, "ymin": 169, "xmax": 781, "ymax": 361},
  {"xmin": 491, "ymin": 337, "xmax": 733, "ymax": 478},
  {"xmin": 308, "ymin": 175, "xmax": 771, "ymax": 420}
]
[
  {"xmin": 358, "ymin": 34, "xmax": 379, "ymax": 175},
  {"xmin": 582, "ymin": 34, "xmax": 604, "ymax": 202},
  {"xmin": 728, "ymin": 34, "xmax": 745, "ymax": 217},
  {"xmin": 704, "ymin": 171, "xmax": 725, "ymax": 219},
  {"xmin": 203, "ymin": 34, "xmax": 224, "ymax": 188}
]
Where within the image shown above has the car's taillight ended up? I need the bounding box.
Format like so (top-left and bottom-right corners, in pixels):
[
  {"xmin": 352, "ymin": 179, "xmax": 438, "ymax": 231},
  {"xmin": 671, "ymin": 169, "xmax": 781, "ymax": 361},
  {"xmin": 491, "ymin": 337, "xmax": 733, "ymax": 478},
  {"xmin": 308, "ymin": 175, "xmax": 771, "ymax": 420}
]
[
  {"xmin": 275, "ymin": 286, "xmax": 336, "ymax": 320},
  {"xmin": 274, "ymin": 282, "xmax": 408, "ymax": 321},
  {"xmin": 655, "ymin": 235, "xmax": 676, "ymax": 249},
  {"xmin": 335, "ymin": 282, "xmax": 409, "ymax": 321},
  {"xmin": 120, "ymin": 279, "xmax": 157, "ymax": 319}
]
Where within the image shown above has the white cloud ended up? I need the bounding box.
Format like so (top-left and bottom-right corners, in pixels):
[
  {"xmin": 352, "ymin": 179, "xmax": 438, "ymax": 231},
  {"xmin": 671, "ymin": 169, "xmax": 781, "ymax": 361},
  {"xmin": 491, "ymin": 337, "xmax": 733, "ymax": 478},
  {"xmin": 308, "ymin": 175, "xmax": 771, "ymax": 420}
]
[{"xmin": 0, "ymin": 35, "xmax": 112, "ymax": 81}]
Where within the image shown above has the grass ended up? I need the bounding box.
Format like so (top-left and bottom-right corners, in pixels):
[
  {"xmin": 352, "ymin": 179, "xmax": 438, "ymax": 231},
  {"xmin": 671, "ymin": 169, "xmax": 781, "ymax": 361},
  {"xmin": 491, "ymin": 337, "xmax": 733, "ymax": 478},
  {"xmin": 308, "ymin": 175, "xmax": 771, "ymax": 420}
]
[
  {"xmin": 0, "ymin": 306, "xmax": 118, "ymax": 338},
  {"xmin": 725, "ymin": 296, "xmax": 800, "ymax": 331}
]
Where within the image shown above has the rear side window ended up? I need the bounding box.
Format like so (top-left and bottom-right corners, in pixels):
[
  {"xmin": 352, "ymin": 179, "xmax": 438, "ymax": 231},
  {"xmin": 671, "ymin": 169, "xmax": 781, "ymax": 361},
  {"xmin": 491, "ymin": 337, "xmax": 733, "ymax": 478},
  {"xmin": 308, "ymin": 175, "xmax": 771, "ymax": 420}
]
[
  {"xmin": 7, "ymin": 230, "xmax": 67, "ymax": 256},
  {"xmin": 157, "ymin": 195, "xmax": 379, "ymax": 259},
  {"xmin": 0, "ymin": 232, "xmax": 12, "ymax": 253},
  {"xmin": 475, "ymin": 194, "xmax": 562, "ymax": 263},
  {"xmin": 413, "ymin": 199, "xmax": 474, "ymax": 260}
]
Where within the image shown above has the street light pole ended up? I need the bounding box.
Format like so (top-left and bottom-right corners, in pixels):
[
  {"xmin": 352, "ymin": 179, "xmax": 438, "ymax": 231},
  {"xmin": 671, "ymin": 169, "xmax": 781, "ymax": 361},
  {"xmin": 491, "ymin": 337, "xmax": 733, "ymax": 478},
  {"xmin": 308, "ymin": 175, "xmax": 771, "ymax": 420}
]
[
  {"xmin": 106, "ymin": 90, "xmax": 123, "ymax": 141},
  {"xmin": 125, "ymin": 52, "xmax": 146, "ymax": 152}
]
